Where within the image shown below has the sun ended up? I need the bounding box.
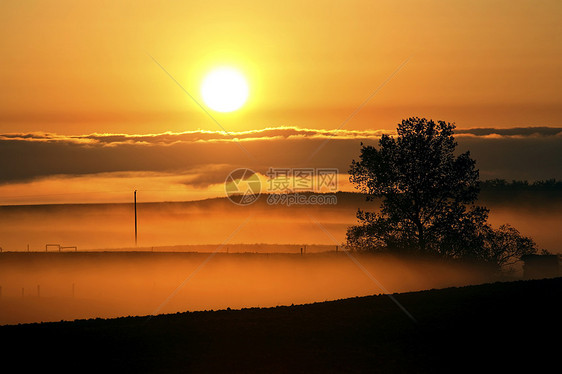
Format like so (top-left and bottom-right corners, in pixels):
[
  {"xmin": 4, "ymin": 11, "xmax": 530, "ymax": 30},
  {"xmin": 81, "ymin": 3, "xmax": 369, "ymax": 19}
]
[{"xmin": 201, "ymin": 67, "xmax": 249, "ymax": 112}]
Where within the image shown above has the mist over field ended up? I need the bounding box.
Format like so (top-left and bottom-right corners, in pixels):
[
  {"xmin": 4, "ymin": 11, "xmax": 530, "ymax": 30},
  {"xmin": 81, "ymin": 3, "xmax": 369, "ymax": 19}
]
[
  {"xmin": 0, "ymin": 252, "xmax": 494, "ymax": 325},
  {"xmin": 0, "ymin": 189, "xmax": 559, "ymax": 325},
  {"xmin": 0, "ymin": 191, "xmax": 560, "ymax": 252}
]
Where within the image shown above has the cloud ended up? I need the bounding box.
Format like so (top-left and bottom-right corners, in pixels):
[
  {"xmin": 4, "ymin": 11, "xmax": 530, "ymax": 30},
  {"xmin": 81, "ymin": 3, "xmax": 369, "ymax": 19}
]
[
  {"xmin": 0, "ymin": 126, "xmax": 392, "ymax": 145},
  {"xmin": 1, "ymin": 126, "xmax": 561, "ymax": 187},
  {"xmin": 455, "ymin": 127, "xmax": 562, "ymax": 137}
]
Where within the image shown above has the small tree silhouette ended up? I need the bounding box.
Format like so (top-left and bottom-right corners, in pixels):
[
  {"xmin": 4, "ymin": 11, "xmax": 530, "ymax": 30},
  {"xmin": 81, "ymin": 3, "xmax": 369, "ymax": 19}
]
[{"xmin": 346, "ymin": 117, "xmax": 537, "ymax": 269}]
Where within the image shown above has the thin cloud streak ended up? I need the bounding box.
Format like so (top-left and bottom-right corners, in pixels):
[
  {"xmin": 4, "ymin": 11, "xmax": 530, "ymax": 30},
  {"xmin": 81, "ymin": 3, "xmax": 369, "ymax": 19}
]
[
  {"xmin": 1, "ymin": 126, "xmax": 561, "ymax": 187},
  {"xmin": 2, "ymin": 126, "xmax": 561, "ymax": 145}
]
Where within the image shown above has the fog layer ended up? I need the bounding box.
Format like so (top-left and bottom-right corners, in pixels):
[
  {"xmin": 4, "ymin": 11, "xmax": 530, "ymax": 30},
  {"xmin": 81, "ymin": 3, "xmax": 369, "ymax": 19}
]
[{"xmin": 0, "ymin": 252, "xmax": 493, "ymax": 325}]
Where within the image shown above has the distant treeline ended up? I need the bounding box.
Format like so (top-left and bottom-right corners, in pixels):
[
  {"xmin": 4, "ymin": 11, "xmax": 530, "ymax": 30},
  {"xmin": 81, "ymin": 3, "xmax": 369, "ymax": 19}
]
[
  {"xmin": 479, "ymin": 179, "xmax": 562, "ymax": 204},
  {"xmin": 480, "ymin": 179, "xmax": 562, "ymax": 191},
  {"xmin": 331, "ymin": 179, "xmax": 562, "ymax": 208}
]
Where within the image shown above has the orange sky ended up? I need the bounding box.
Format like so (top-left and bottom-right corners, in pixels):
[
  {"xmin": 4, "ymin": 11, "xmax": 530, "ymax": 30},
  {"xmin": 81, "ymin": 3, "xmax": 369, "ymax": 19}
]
[
  {"xmin": 1, "ymin": 0, "xmax": 561, "ymax": 135},
  {"xmin": 0, "ymin": 1, "xmax": 561, "ymax": 206}
]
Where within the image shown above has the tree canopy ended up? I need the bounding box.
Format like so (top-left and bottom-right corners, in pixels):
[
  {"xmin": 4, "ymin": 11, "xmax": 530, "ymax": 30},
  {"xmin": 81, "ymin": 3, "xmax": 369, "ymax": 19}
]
[{"xmin": 346, "ymin": 117, "xmax": 537, "ymax": 269}]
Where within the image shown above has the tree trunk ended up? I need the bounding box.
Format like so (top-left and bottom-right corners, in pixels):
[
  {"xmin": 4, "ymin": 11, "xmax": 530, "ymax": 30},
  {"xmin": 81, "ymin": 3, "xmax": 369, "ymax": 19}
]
[{"xmin": 416, "ymin": 221, "xmax": 426, "ymax": 253}]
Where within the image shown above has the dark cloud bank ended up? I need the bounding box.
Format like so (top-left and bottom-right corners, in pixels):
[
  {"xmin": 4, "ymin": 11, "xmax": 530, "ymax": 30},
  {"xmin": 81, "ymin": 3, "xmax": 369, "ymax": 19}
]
[{"xmin": 1, "ymin": 126, "xmax": 561, "ymax": 185}]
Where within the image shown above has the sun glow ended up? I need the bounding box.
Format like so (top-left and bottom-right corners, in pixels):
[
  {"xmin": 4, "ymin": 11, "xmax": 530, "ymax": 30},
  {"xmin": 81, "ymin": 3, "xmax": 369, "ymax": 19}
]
[{"xmin": 201, "ymin": 67, "xmax": 249, "ymax": 112}]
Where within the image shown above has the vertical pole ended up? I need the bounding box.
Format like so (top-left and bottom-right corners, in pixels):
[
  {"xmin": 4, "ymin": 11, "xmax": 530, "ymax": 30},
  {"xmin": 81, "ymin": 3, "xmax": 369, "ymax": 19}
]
[{"xmin": 134, "ymin": 190, "xmax": 138, "ymax": 246}]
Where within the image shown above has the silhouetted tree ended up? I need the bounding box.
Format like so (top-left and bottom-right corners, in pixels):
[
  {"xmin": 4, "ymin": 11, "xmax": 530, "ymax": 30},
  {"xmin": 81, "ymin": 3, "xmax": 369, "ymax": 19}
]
[{"xmin": 347, "ymin": 117, "xmax": 537, "ymax": 268}]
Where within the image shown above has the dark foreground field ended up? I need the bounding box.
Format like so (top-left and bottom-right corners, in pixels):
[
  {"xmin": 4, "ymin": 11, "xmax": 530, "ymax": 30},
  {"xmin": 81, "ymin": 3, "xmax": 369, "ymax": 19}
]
[{"xmin": 1, "ymin": 277, "xmax": 560, "ymax": 373}]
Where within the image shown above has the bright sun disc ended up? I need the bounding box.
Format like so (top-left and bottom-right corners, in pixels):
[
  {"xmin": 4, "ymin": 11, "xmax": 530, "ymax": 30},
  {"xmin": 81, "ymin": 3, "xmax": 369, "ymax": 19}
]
[{"xmin": 201, "ymin": 67, "xmax": 249, "ymax": 112}]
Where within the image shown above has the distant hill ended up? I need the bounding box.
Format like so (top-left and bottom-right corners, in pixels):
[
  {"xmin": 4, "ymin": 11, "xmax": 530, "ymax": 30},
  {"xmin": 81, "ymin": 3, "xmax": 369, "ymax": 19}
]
[
  {"xmin": 0, "ymin": 179, "xmax": 560, "ymax": 211},
  {"xmin": 1, "ymin": 277, "xmax": 560, "ymax": 373}
]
